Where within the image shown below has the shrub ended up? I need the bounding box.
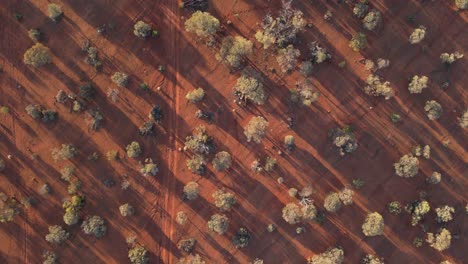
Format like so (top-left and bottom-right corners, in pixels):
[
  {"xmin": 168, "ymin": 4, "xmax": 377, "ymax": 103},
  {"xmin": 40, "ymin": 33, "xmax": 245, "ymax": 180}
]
[
  {"xmin": 178, "ymin": 238, "xmax": 196, "ymax": 253},
  {"xmin": 264, "ymin": 156, "xmax": 277, "ymax": 172},
  {"xmin": 213, "ymin": 189, "xmax": 236, "ymax": 211},
  {"xmin": 25, "ymin": 104, "xmax": 42, "ymax": 119},
  {"xmin": 207, "ymin": 214, "xmax": 229, "ymax": 235},
  {"xmin": 24, "ymin": 43, "xmax": 52, "ymax": 67},
  {"xmin": 408, "ymin": 75, "xmax": 429, "ymax": 94},
  {"xmin": 244, "ymin": 116, "xmax": 268, "ymax": 143},
  {"xmin": 232, "ymin": 228, "xmax": 251, "ymax": 248},
  {"xmin": 140, "ymin": 161, "xmax": 158, "ymax": 176},
  {"xmin": 349, "ymin": 32, "xmax": 367, "ymax": 52},
  {"xmin": 440, "ymin": 52, "xmax": 463, "ymax": 65},
  {"xmin": 388, "ymin": 201, "xmax": 402, "ymax": 215},
  {"xmin": 288, "ymin": 188, "xmax": 298, "ymax": 198},
  {"xmin": 234, "ymin": 73, "xmax": 267, "ymax": 105},
  {"xmin": 255, "ymin": 3, "xmax": 306, "ymax": 49},
  {"xmin": 45, "ymin": 225, "xmax": 69, "ymax": 245},
  {"xmin": 390, "ymin": 113, "xmax": 401, "ymax": 123},
  {"xmin": 458, "ymin": 109, "xmax": 468, "ymax": 128},
  {"xmin": 63, "ymin": 209, "xmax": 79, "ymax": 226},
  {"xmin": 186, "ymin": 155, "xmax": 206, "ymax": 175},
  {"xmin": 308, "ymin": 42, "xmax": 331, "ymax": 64},
  {"xmin": 106, "ymin": 150, "xmax": 119, "ymax": 161},
  {"xmin": 301, "ymin": 203, "xmax": 317, "ymax": 221},
  {"xmin": 329, "ymin": 127, "xmax": 357, "ymax": 156},
  {"xmin": 133, "ymin": 21, "xmax": 152, "ymax": 38},
  {"xmin": 216, "ymin": 36, "xmax": 253, "ymax": 68},
  {"xmin": 48, "ymin": 3, "xmax": 63, "ymax": 21},
  {"xmin": 409, "ymin": 26, "xmax": 426, "ymax": 44},
  {"xmin": 139, "ymin": 121, "xmax": 154, "ymax": 136},
  {"xmin": 435, "ymin": 206, "xmax": 455, "ymax": 223},
  {"xmin": 426, "ymin": 228, "xmax": 451, "ymax": 251},
  {"xmin": 284, "ymin": 135, "xmax": 295, "ymax": 150},
  {"xmin": 128, "ymin": 244, "xmax": 149, "ymax": 264},
  {"xmin": 67, "ymin": 177, "xmax": 82, "ymax": 195},
  {"xmin": 0, "ymin": 158, "xmax": 5, "ymax": 172},
  {"xmin": 362, "ymin": 10, "xmax": 382, "ymax": 31},
  {"xmin": 299, "ymin": 61, "xmax": 313, "ymax": 76},
  {"xmin": 178, "ymin": 254, "xmax": 205, "ymax": 264},
  {"xmin": 119, "ymin": 203, "xmax": 135, "ymax": 217},
  {"xmin": 364, "ymin": 74, "xmax": 394, "ymax": 99},
  {"xmin": 282, "ymin": 203, "xmax": 302, "ymax": 224},
  {"xmin": 361, "ymin": 254, "xmax": 384, "ymax": 264},
  {"xmin": 183, "ymin": 181, "xmax": 200, "ymax": 200},
  {"xmin": 352, "ymin": 178, "xmax": 365, "ymax": 189},
  {"xmin": 149, "ymin": 105, "xmax": 163, "ymax": 123},
  {"xmin": 0, "ymin": 197, "xmax": 20, "ymax": 223},
  {"xmin": 353, "ymin": 2, "xmax": 369, "ymax": 18},
  {"xmin": 408, "ymin": 200, "xmax": 430, "ymax": 226},
  {"xmin": 394, "ymin": 154, "xmax": 419, "ymax": 178},
  {"xmin": 28, "ymin": 28, "xmax": 41, "ymax": 42},
  {"xmin": 308, "ymin": 247, "xmax": 344, "ymax": 264},
  {"xmin": 427, "ymin": 171, "xmax": 441, "ymax": 184},
  {"xmin": 176, "ymin": 211, "xmax": 188, "ymax": 225},
  {"xmin": 184, "ymin": 11, "xmax": 220, "ymax": 38},
  {"xmin": 42, "ymin": 251, "xmax": 58, "ymax": 264},
  {"xmin": 424, "ymin": 100, "xmax": 442, "ymax": 120},
  {"xmin": 126, "ymin": 141, "xmax": 142, "ymax": 158},
  {"xmin": 185, "ymin": 88, "xmax": 205, "ymax": 103},
  {"xmin": 291, "ymin": 79, "xmax": 320, "ymax": 106},
  {"xmin": 184, "ymin": 126, "xmax": 216, "ymax": 154},
  {"xmin": 212, "ymin": 151, "xmax": 232, "ymax": 171},
  {"xmin": 81, "ymin": 215, "xmax": 106, "ymax": 238},
  {"xmin": 85, "ymin": 46, "xmax": 102, "ymax": 69},
  {"xmin": 111, "ymin": 72, "xmax": 129, "ymax": 87},
  {"xmin": 276, "ymin": 45, "xmax": 300, "ymax": 73},
  {"xmin": 324, "ymin": 192, "xmax": 342, "ymax": 213},
  {"xmin": 362, "ymin": 212, "xmax": 384, "ymax": 236},
  {"xmin": 338, "ymin": 188, "xmax": 354, "ymax": 205},
  {"xmin": 52, "ymin": 144, "xmax": 77, "ymax": 161},
  {"xmin": 455, "ymin": 0, "xmax": 468, "ymax": 9}
]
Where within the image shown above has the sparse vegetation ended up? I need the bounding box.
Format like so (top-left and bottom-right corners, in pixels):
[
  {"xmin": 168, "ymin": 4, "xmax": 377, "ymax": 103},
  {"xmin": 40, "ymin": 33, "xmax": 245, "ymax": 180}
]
[
  {"xmin": 435, "ymin": 206, "xmax": 455, "ymax": 223},
  {"xmin": 362, "ymin": 10, "xmax": 382, "ymax": 31},
  {"xmin": 45, "ymin": 225, "xmax": 69, "ymax": 245},
  {"xmin": 324, "ymin": 192, "xmax": 342, "ymax": 213},
  {"xmin": 329, "ymin": 127, "xmax": 358, "ymax": 156},
  {"xmin": 408, "ymin": 75, "xmax": 429, "ymax": 94},
  {"xmin": 119, "ymin": 203, "xmax": 135, "ymax": 217},
  {"xmin": 364, "ymin": 74, "xmax": 394, "ymax": 99},
  {"xmin": 52, "ymin": 144, "xmax": 77, "ymax": 161},
  {"xmin": 426, "ymin": 228, "xmax": 451, "ymax": 251},
  {"xmin": 111, "ymin": 72, "xmax": 129, "ymax": 87},
  {"xmin": 213, "ymin": 189, "xmax": 237, "ymax": 211},
  {"xmin": 128, "ymin": 244, "xmax": 149, "ymax": 264},
  {"xmin": 126, "ymin": 141, "xmax": 142, "ymax": 158},
  {"xmin": 234, "ymin": 73, "xmax": 267, "ymax": 105},
  {"xmin": 349, "ymin": 32, "xmax": 367, "ymax": 52},
  {"xmin": 308, "ymin": 247, "xmax": 344, "ymax": 264},
  {"xmin": 186, "ymin": 155, "xmax": 206, "ymax": 175},
  {"xmin": 409, "ymin": 26, "xmax": 426, "ymax": 44},
  {"xmin": 276, "ymin": 45, "xmax": 300, "ymax": 73},
  {"xmin": 185, "ymin": 88, "xmax": 205, "ymax": 103},
  {"xmin": 232, "ymin": 228, "xmax": 251, "ymax": 248}
]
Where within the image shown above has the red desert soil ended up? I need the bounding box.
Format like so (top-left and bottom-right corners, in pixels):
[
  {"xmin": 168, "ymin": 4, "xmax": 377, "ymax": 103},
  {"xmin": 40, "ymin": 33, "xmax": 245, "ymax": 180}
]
[{"xmin": 0, "ymin": 0, "xmax": 466, "ymax": 263}]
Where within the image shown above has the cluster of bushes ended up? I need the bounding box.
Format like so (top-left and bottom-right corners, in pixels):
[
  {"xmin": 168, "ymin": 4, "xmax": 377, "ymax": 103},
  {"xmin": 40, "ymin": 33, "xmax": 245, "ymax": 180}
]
[{"xmin": 25, "ymin": 104, "xmax": 57, "ymax": 123}]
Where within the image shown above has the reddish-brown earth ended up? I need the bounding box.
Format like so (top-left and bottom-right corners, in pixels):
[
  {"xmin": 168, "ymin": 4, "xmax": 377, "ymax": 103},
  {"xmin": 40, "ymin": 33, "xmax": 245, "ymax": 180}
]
[{"xmin": 0, "ymin": 0, "xmax": 466, "ymax": 263}]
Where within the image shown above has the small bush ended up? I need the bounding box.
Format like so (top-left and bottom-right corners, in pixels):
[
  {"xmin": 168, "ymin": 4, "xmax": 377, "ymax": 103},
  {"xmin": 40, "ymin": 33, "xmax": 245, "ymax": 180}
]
[
  {"xmin": 119, "ymin": 203, "xmax": 135, "ymax": 217},
  {"xmin": 24, "ymin": 43, "xmax": 52, "ymax": 67},
  {"xmin": 364, "ymin": 74, "xmax": 393, "ymax": 99},
  {"xmin": 409, "ymin": 26, "xmax": 426, "ymax": 44},
  {"xmin": 234, "ymin": 72, "xmax": 267, "ymax": 105},
  {"xmin": 52, "ymin": 144, "xmax": 77, "ymax": 161},
  {"xmin": 133, "ymin": 21, "xmax": 152, "ymax": 38},
  {"xmin": 28, "ymin": 28, "xmax": 41, "ymax": 42},
  {"xmin": 111, "ymin": 72, "xmax": 129, "ymax": 87},
  {"xmin": 264, "ymin": 156, "xmax": 277, "ymax": 172},
  {"xmin": 362, "ymin": 212, "xmax": 384, "ymax": 236},
  {"xmin": 184, "ymin": 126, "xmax": 216, "ymax": 155},
  {"xmin": 81, "ymin": 215, "xmax": 107, "ymax": 238},
  {"xmin": 216, "ymin": 36, "xmax": 253, "ymax": 68},
  {"xmin": 140, "ymin": 161, "xmax": 158, "ymax": 177},
  {"xmin": 126, "ymin": 141, "xmax": 142, "ymax": 158},
  {"xmin": 440, "ymin": 52, "xmax": 464, "ymax": 65},
  {"xmin": 207, "ymin": 214, "xmax": 229, "ymax": 235},
  {"xmin": 185, "ymin": 88, "xmax": 205, "ymax": 103},
  {"xmin": 184, "ymin": 11, "xmax": 220, "ymax": 38},
  {"xmin": 176, "ymin": 211, "xmax": 188, "ymax": 225},
  {"xmin": 232, "ymin": 228, "xmax": 251, "ymax": 248},
  {"xmin": 183, "ymin": 181, "xmax": 200, "ymax": 200},
  {"xmin": 45, "ymin": 225, "xmax": 69, "ymax": 245},
  {"xmin": 178, "ymin": 238, "xmax": 196, "ymax": 253},
  {"xmin": 186, "ymin": 155, "xmax": 206, "ymax": 175},
  {"xmin": 324, "ymin": 192, "xmax": 342, "ymax": 213},
  {"xmin": 435, "ymin": 206, "xmax": 455, "ymax": 223},
  {"xmin": 308, "ymin": 247, "xmax": 344, "ymax": 264},
  {"xmin": 212, "ymin": 151, "xmax": 232, "ymax": 171},
  {"xmin": 213, "ymin": 189, "xmax": 236, "ymax": 211},
  {"xmin": 48, "ymin": 3, "xmax": 63, "ymax": 21},
  {"xmin": 455, "ymin": 0, "xmax": 468, "ymax": 9},
  {"xmin": 244, "ymin": 116, "xmax": 268, "ymax": 143},
  {"xmin": 282, "ymin": 203, "xmax": 302, "ymax": 224},
  {"xmin": 427, "ymin": 171, "xmax": 441, "ymax": 184},
  {"xmin": 362, "ymin": 10, "xmax": 382, "ymax": 31},
  {"xmin": 349, "ymin": 33, "xmax": 367, "ymax": 52},
  {"xmin": 408, "ymin": 75, "xmax": 429, "ymax": 94},
  {"xmin": 426, "ymin": 228, "xmax": 451, "ymax": 251},
  {"xmin": 424, "ymin": 100, "xmax": 442, "ymax": 120},
  {"xmin": 276, "ymin": 45, "xmax": 300, "ymax": 73},
  {"xmin": 388, "ymin": 201, "xmax": 402, "ymax": 215},
  {"xmin": 128, "ymin": 244, "xmax": 149, "ymax": 264},
  {"xmin": 394, "ymin": 154, "xmax": 419, "ymax": 178}
]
